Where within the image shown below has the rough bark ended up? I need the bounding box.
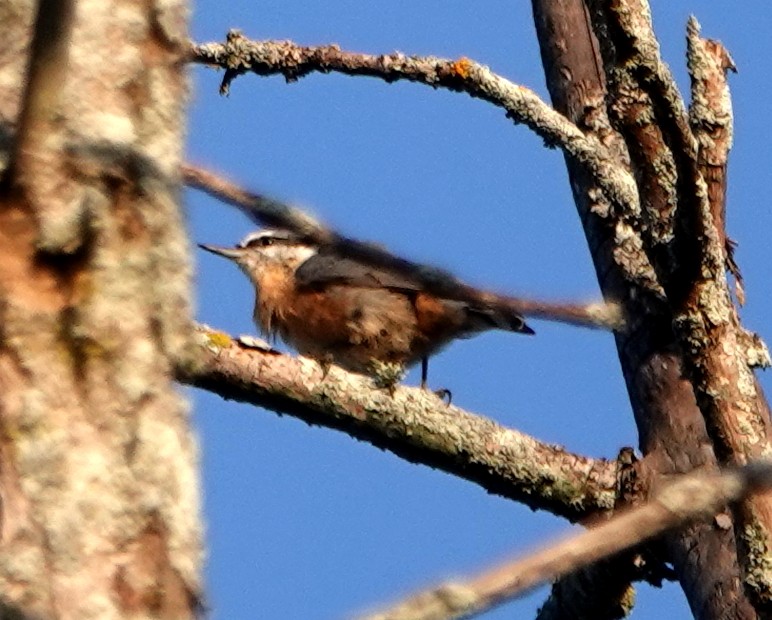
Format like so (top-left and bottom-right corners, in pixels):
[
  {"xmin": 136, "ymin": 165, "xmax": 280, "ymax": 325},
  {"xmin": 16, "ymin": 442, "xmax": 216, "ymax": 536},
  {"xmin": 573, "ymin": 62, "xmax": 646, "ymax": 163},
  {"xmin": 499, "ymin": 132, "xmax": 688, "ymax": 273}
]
[
  {"xmin": 0, "ymin": 1, "xmax": 201, "ymax": 617},
  {"xmin": 184, "ymin": 328, "xmax": 618, "ymax": 520},
  {"xmin": 530, "ymin": 1, "xmax": 758, "ymax": 618}
]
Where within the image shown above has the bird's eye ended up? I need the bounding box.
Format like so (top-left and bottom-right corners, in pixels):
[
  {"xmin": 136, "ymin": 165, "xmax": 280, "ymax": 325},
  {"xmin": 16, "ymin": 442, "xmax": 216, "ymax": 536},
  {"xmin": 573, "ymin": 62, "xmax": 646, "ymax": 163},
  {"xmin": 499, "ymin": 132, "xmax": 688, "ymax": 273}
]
[{"xmin": 243, "ymin": 236, "xmax": 274, "ymax": 249}]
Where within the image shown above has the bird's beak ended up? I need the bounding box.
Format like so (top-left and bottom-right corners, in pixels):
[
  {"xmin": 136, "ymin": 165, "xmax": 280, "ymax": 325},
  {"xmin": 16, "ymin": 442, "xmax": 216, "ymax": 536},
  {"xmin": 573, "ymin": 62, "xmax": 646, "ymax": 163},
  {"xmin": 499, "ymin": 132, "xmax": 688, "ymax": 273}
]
[{"xmin": 198, "ymin": 243, "xmax": 245, "ymax": 260}]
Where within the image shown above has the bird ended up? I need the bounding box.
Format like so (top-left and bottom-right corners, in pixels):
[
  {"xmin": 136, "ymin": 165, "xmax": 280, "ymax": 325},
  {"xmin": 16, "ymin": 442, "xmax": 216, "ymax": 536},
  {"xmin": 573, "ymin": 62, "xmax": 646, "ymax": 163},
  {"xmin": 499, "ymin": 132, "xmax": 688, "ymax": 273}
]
[{"xmin": 199, "ymin": 229, "xmax": 534, "ymax": 392}]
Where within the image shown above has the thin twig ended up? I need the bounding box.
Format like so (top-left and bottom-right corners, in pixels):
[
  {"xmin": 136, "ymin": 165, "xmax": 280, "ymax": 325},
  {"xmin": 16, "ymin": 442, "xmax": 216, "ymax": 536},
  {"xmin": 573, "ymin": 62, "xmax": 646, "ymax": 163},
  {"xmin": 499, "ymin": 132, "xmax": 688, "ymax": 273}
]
[
  {"xmin": 184, "ymin": 163, "xmax": 624, "ymax": 331},
  {"xmin": 358, "ymin": 462, "xmax": 772, "ymax": 620}
]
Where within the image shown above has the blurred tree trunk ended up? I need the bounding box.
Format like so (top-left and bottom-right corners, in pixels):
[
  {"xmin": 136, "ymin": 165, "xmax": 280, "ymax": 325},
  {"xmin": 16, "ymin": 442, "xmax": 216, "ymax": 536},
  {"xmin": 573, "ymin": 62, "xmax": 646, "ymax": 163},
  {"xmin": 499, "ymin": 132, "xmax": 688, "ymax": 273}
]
[{"xmin": 0, "ymin": 1, "xmax": 201, "ymax": 617}]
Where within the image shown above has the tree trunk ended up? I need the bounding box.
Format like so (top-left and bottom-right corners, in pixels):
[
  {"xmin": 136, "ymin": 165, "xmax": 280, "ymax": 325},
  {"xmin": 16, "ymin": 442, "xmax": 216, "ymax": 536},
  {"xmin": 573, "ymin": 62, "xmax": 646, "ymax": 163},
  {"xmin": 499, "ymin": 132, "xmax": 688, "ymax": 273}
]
[
  {"xmin": 0, "ymin": 1, "xmax": 201, "ymax": 617},
  {"xmin": 530, "ymin": 1, "xmax": 757, "ymax": 617}
]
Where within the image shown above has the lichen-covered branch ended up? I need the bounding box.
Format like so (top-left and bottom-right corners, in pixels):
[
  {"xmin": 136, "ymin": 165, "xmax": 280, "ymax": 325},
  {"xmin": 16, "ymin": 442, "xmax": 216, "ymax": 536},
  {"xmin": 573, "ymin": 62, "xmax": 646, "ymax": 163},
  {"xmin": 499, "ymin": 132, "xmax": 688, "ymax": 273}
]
[
  {"xmin": 686, "ymin": 16, "xmax": 742, "ymax": 301},
  {"xmin": 680, "ymin": 17, "xmax": 772, "ymax": 609},
  {"xmin": 184, "ymin": 163, "xmax": 622, "ymax": 331},
  {"xmin": 584, "ymin": 0, "xmax": 706, "ymax": 290},
  {"xmin": 357, "ymin": 462, "xmax": 772, "ymax": 620},
  {"xmin": 181, "ymin": 326, "xmax": 618, "ymax": 521},
  {"xmin": 579, "ymin": 2, "xmax": 772, "ymax": 610},
  {"xmin": 191, "ymin": 31, "xmax": 639, "ymax": 215}
]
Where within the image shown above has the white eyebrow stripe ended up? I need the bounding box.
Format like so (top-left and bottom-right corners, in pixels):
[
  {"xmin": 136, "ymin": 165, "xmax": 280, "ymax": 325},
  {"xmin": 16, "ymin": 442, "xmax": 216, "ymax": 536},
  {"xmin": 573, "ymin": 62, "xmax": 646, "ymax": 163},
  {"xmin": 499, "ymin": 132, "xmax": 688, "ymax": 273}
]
[{"xmin": 237, "ymin": 229, "xmax": 288, "ymax": 248}]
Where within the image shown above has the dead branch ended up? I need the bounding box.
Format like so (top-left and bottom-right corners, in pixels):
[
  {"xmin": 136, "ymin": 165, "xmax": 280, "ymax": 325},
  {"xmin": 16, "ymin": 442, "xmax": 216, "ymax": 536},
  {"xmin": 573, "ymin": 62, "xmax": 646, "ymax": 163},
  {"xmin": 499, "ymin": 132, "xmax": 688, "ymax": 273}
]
[
  {"xmin": 180, "ymin": 326, "xmax": 619, "ymax": 521},
  {"xmin": 358, "ymin": 461, "xmax": 772, "ymax": 620},
  {"xmin": 531, "ymin": 1, "xmax": 759, "ymax": 617},
  {"xmin": 584, "ymin": 0, "xmax": 703, "ymax": 288},
  {"xmin": 686, "ymin": 17, "xmax": 742, "ymax": 302},
  {"xmin": 581, "ymin": 4, "xmax": 772, "ymax": 608},
  {"xmin": 535, "ymin": 557, "xmax": 638, "ymax": 620},
  {"xmin": 190, "ymin": 31, "xmax": 640, "ymax": 215}
]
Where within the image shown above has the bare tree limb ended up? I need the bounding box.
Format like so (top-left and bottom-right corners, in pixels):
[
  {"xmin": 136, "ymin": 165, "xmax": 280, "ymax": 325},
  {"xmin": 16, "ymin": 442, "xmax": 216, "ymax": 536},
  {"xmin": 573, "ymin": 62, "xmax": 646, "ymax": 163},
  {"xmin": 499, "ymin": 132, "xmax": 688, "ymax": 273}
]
[
  {"xmin": 686, "ymin": 17, "xmax": 742, "ymax": 302},
  {"xmin": 357, "ymin": 462, "xmax": 772, "ymax": 620},
  {"xmin": 190, "ymin": 31, "xmax": 640, "ymax": 215},
  {"xmin": 184, "ymin": 163, "xmax": 622, "ymax": 331},
  {"xmin": 680, "ymin": 17, "xmax": 772, "ymax": 609},
  {"xmin": 584, "ymin": 0, "xmax": 705, "ymax": 294},
  {"xmin": 533, "ymin": 450, "xmax": 672, "ymax": 620},
  {"xmin": 181, "ymin": 326, "xmax": 619, "ymax": 521},
  {"xmin": 570, "ymin": 1, "xmax": 772, "ymax": 610}
]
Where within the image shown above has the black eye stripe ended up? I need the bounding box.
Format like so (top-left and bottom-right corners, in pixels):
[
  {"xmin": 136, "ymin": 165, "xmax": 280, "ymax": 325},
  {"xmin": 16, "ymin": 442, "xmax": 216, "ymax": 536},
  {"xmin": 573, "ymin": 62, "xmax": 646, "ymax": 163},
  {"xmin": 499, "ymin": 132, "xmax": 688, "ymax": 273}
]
[{"xmin": 242, "ymin": 236, "xmax": 276, "ymax": 248}]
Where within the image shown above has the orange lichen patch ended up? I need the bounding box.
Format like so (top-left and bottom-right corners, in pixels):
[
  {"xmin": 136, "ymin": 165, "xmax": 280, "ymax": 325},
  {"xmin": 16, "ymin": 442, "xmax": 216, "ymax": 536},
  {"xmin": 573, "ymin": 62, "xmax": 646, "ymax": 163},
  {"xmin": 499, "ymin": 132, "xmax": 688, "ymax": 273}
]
[{"xmin": 451, "ymin": 57, "xmax": 473, "ymax": 79}]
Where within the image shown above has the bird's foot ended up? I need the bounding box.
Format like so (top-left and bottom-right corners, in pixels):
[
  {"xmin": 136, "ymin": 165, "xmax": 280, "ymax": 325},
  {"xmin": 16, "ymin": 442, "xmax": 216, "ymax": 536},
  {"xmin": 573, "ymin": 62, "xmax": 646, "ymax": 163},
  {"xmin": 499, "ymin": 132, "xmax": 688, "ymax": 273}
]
[
  {"xmin": 420, "ymin": 381, "xmax": 452, "ymax": 405},
  {"xmin": 432, "ymin": 388, "xmax": 452, "ymax": 404}
]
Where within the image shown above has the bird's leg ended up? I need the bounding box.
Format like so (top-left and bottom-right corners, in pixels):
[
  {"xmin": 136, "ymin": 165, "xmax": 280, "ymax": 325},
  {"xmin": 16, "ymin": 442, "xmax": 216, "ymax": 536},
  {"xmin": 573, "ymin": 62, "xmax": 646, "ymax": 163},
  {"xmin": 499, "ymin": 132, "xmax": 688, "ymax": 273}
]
[
  {"xmin": 420, "ymin": 357, "xmax": 452, "ymax": 404},
  {"xmin": 317, "ymin": 353, "xmax": 334, "ymax": 379}
]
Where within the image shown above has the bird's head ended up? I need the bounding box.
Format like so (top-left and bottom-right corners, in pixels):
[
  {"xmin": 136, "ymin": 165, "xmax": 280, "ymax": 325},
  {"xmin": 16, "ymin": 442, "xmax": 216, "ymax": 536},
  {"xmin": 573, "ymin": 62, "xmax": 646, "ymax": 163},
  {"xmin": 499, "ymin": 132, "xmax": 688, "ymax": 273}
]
[{"xmin": 199, "ymin": 229, "xmax": 318, "ymax": 282}]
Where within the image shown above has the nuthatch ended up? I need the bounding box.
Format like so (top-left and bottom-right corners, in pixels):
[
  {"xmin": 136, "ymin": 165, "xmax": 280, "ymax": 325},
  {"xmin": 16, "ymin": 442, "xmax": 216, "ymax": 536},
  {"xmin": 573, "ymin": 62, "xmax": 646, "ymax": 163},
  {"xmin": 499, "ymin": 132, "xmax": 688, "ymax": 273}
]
[{"xmin": 199, "ymin": 229, "xmax": 534, "ymax": 390}]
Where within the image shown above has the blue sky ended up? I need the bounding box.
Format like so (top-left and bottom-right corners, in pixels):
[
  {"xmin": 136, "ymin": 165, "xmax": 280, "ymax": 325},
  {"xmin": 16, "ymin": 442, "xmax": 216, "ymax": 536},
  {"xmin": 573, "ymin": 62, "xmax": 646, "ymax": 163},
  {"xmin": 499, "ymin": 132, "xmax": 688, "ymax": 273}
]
[{"xmin": 187, "ymin": 2, "xmax": 772, "ymax": 618}]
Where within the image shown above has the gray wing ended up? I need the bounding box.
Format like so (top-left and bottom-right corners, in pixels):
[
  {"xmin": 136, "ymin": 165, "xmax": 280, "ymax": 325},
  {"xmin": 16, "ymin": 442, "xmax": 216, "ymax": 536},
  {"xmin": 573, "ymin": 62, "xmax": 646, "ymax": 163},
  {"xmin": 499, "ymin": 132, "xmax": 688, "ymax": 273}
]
[
  {"xmin": 294, "ymin": 253, "xmax": 423, "ymax": 293},
  {"xmin": 295, "ymin": 252, "xmax": 535, "ymax": 335}
]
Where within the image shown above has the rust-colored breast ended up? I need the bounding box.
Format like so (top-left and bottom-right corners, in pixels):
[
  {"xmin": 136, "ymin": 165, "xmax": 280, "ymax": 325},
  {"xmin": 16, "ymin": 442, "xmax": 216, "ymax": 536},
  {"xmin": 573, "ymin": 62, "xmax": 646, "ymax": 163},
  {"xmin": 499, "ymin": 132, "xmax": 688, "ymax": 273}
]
[
  {"xmin": 253, "ymin": 265, "xmax": 295, "ymax": 336},
  {"xmin": 279, "ymin": 289, "xmax": 354, "ymax": 353},
  {"xmin": 254, "ymin": 267, "xmax": 361, "ymax": 360},
  {"xmin": 253, "ymin": 264, "xmax": 485, "ymax": 374},
  {"xmin": 255, "ymin": 269, "xmax": 425, "ymax": 372},
  {"xmin": 412, "ymin": 293, "xmax": 466, "ymax": 354}
]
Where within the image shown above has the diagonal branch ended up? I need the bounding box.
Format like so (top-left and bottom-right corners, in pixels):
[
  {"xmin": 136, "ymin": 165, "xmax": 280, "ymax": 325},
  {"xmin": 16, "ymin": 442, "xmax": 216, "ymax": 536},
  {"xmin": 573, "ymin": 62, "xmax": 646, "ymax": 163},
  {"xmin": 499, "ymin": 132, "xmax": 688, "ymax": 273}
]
[
  {"xmin": 180, "ymin": 326, "xmax": 618, "ymax": 522},
  {"xmin": 190, "ymin": 31, "xmax": 640, "ymax": 215},
  {"xmin": 535, "ymin": 556, "xmax": 638, "ymax": 620},
  {"xmin": 185, "ymin": 163, "xmax": 622, "ymax": 331},
  {"xmin": 357, "ymin": 461, "xmax": 772, "ymax": 620}
]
